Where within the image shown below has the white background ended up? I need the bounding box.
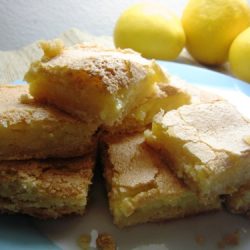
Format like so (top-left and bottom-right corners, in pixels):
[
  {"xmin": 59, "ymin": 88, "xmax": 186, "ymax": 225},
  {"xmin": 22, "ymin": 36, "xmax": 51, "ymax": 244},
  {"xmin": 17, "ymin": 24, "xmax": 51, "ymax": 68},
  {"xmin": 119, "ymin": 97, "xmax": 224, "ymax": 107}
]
[
  {"xmin": 0, "ymin": 0, "xmax": 189, "ymax": 50},
  {"xmin": 1, "ymin": 0, "xmax": 250, "ymax": 51}
]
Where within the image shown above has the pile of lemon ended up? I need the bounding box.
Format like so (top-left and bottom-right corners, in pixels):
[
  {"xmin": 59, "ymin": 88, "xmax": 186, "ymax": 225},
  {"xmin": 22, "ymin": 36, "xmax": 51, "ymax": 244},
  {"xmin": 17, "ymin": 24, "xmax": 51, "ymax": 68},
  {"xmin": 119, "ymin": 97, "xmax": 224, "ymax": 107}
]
[{"xmin": 114, "ymin": 0, "xmax": 250, "ymax": 83}]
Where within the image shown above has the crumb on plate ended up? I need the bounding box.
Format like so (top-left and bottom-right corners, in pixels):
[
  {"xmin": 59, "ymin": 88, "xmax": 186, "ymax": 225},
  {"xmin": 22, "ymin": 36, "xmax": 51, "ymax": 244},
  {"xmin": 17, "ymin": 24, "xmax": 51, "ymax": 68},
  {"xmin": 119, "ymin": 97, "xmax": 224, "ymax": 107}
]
[
  {"xmin": 96, "ymin": 233, "xmax": 116, "ymax": 250},
  {"xmin": 195, "ymin": 234, "xmax": 206, "ymax": 246},
  {"xmin": 217, "ymin": 230, "xmax": 240, "ymax": 249}
]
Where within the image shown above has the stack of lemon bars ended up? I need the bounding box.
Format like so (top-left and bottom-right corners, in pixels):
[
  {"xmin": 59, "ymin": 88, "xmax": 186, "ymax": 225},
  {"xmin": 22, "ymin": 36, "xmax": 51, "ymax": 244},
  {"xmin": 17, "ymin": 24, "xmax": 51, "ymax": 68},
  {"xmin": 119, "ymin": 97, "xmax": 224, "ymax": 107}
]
[{"xmin": 1, "ymin": 40, "xmax": 250, "ymax": 227}]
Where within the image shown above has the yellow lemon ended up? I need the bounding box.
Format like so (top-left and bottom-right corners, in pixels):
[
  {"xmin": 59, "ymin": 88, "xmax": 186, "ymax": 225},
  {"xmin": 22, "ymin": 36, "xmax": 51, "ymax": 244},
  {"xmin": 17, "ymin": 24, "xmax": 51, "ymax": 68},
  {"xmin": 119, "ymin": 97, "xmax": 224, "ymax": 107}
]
[
  {"xmin": 114, "ymin": 3, "xmax": 185, "ymax": 60},
  {"xmin": 182, "ymin": 0, "xmax": 250, "ymax": 66},
  {"xmin": 229, "ymin": 27, "xmax": 250, "ymax": 83}
]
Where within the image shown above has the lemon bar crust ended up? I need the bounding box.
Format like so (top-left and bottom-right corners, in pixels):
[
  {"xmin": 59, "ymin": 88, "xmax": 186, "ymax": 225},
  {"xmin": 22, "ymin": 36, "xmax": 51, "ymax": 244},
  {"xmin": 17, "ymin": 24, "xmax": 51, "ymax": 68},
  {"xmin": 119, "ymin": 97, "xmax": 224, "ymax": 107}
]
[
  {"xmin": 102, "ymin": 134, "xmax": 220, "ymax": 227},
  {"xmin": 25, "ymin": 41, "xmax": 169, "ymax": 127},
  {"xmin": 146, "ymin": 100, "xmax": 250, "ymax": 200},
  {"xmin": 0, "ymin": 84, "xmax": 98, "ymax": 160},
  {"xmin": 0, "ymin": 154, "xmax": 95, "ymax": 219}
]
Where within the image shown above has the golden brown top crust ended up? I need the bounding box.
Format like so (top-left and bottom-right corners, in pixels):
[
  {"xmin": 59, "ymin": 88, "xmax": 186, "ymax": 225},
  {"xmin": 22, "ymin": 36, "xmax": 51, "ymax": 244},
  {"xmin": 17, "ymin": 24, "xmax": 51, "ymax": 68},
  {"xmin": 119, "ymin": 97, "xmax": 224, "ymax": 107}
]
[
  {"xmin": 169, "ymin": 76, "xmax": 222, "ymax": 104},
  {"xmin": 155, "ymin": 81, "xmax": 185, "ymax": 97},
  {"xmin": 37, "ymin": 41, "xmax": 159, "ymax": 94},
  {"xmin": 0, "ymin": 84, "xmax": 81, "ymax": 127},
  {"xmin": 104, "ymin": 134, "xmax": 188, "ymax": 195},
  {"xmin": 0, "ymin": 155, "xmax": 94, "ymax": 199},
  {"xmin": 156, "ymin": 100, "xmax": 250, "ymax": 158}
]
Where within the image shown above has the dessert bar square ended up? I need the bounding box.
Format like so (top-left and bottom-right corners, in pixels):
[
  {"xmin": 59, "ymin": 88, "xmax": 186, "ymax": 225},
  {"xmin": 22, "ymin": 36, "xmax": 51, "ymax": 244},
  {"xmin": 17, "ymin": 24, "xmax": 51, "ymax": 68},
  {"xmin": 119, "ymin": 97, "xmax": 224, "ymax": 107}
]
[
  {"xmin": 0, "ymin": 84, "xmax": 98, "ymax": 160},
  {"xmin": 102, "ymin": 134, "xmax": 220, "ymax": 227},
  {"xmin": 0, "ymin": 154, "xmax": 95, "ymax": 218},
  {"xmin": 25, "ymin": 40, "xmax": 169, "ymax": 128},
  {"xmin": 146, "ymin": 101, "xmax": 250, "ymax": 200}
]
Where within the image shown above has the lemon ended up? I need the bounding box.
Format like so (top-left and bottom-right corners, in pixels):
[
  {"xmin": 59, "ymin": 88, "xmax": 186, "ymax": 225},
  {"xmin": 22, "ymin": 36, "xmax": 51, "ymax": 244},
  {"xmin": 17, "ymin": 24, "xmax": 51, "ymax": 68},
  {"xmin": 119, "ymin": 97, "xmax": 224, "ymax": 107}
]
[
  {"xmin": 229, "ymin": 27, "xmax": 250, "ymax": 83},
  {"xmin": 182, "ymin": 0, "xmax": 250, "ymax": 65},
  {"xmin": 114, "ymin": 3, "xmax": 185, "ymax": 60}
]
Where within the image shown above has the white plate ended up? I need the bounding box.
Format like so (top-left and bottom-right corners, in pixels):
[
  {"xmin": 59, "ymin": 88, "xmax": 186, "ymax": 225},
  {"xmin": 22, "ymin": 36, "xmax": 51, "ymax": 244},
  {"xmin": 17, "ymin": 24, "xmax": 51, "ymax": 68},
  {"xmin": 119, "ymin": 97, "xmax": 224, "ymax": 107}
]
[{"xmin": 3, "ymin": 62, "xmax": 250, "ymax": 250}]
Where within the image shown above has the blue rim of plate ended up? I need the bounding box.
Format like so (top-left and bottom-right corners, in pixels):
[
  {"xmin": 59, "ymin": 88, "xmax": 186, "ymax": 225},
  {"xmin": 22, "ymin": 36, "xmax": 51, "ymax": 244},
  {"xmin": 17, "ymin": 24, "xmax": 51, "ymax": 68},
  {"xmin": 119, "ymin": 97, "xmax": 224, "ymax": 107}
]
[
  {"xmin": 0, "ymin": 215, "xmax": 60, "ymax": 250},
  {"xmin": 157, "ymin": 61, "xmax": 250, "ymax": 97}
]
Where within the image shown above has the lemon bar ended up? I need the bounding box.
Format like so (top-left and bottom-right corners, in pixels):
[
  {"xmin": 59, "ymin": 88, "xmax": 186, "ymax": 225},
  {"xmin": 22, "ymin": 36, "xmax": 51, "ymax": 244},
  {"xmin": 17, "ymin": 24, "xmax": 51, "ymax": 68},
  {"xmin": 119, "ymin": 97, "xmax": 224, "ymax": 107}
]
[
  {"xmin": 24, "ymin": 40, "xmax": 168, "ymax": 127},
  {"xmin": 102, "ymin": 134, "xmax": 220, "ymax": 228},
  {"xmin": 0, "ymin": 154, "xmax": 95, "ymax": 218},
  {"xmin": 113, "ymin": 81, "xmax": 191, "ymax": 134},
  {"xmin": 113, "ymin": 77, "xmax": 222, "ymax": 134},
  {"xmin": 146, "ymin": 100, "xmax": 250, "ymax": 200},
  {"xmin": 226, "ymin": 183, "xmax": 250, "ymax": 217},
  {"xmin": 0, "ymin": 84, "xmax": 98, "ymax": 160}
]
